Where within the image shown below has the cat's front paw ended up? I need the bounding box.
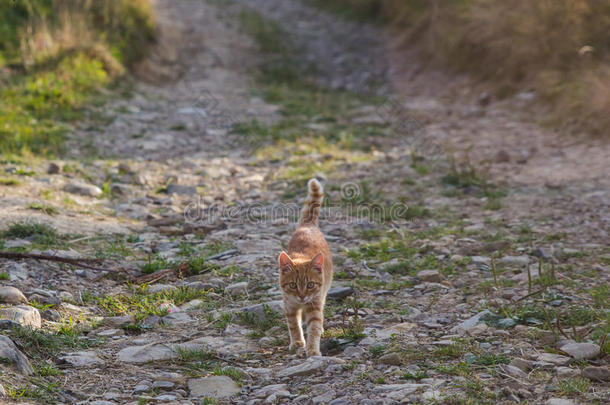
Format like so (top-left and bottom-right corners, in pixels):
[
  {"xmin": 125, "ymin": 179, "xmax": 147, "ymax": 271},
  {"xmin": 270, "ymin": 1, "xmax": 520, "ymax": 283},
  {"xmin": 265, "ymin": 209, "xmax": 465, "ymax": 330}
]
[
  {"xmin": 306, "ymin": 347, "xmax": 321, "ymax": 357},
  {"xmin": 289, "ymin": 340, "xmax": 305, "ymax": 350}
]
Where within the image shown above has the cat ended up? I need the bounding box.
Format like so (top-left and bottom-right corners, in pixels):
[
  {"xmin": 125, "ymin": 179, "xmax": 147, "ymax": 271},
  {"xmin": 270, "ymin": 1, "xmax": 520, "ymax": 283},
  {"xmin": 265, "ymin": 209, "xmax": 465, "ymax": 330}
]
[{"xmin": 278, "ymin": 178, "xmax": 333, "ymax": 356}]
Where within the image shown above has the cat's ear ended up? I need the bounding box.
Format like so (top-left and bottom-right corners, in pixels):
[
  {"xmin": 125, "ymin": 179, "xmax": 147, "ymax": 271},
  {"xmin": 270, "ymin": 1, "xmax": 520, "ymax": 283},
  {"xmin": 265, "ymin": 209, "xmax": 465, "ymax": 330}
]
[
  {"xmin": 311, "ymin": 253, "xmax": 323, "ymax": 272},
  {"xmin": 278, "ymin": 251, "xmax": 294, "ymax": 273}
]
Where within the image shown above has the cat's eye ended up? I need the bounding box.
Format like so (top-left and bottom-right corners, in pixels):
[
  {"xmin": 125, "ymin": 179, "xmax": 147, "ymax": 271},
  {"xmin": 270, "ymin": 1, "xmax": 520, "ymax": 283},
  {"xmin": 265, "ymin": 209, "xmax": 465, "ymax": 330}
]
[
  {"xmin": 307, "ymin": 282, "xmax": 315, "ymax": 289},
  {"xmin": 289, "ymin": 282, "xmax": 297, "ymax": 289}
]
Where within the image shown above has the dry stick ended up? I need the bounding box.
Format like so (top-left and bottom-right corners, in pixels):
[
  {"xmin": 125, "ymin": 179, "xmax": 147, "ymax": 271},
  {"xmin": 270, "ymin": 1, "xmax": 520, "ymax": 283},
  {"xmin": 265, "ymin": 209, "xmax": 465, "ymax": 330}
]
[
  {"xmin": 0, "ymin": 251, "xmax": 109, "ymax": 271},
  {"xmin": 555, "ymin": 317, "xmax": 572, "ymax": 340},
  {"xmin": 515, "ymin": 289, "xmax": 544, "ymax": 302}
]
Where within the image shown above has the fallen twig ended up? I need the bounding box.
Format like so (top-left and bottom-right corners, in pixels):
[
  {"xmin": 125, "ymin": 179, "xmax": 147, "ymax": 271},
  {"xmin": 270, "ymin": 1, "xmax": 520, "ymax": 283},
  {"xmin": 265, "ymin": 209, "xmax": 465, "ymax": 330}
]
[{"xmin": 0, "ymin": 251, "xmax": 109, "ymax": 271}]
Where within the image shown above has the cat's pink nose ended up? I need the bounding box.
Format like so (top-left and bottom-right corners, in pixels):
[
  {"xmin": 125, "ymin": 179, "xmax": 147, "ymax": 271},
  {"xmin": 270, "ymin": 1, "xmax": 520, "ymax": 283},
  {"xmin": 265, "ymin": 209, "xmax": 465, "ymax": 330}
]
[{"xmin": 299, "ymin": 295, "xmax": 305, "ymax": 300}]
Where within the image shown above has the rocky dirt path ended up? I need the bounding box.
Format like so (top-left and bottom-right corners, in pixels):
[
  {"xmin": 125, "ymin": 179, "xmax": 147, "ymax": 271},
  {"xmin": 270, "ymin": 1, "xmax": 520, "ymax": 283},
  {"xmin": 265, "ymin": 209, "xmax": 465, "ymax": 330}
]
[{"xmin": 0, "ymin": 0, "xmax": 608, "ymax": 404}]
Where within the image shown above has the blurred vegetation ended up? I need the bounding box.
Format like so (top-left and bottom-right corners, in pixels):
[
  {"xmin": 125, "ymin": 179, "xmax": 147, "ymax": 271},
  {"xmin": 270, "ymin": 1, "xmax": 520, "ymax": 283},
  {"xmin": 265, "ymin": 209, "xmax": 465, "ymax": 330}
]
[
  {"xmin": 318, "ymin": 0, "xmax": 610, "ymax": 136},
  {"xmin": 0, "ymin": 0, "xmax": 156, "ymax": 155}
]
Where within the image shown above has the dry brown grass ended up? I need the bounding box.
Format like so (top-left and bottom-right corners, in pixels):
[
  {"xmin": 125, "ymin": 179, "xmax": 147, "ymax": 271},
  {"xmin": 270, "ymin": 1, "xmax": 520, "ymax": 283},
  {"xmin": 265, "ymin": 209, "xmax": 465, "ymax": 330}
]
[{"xmin": 326, "ymin": 0, "xmax": 610, "ymax": 135}]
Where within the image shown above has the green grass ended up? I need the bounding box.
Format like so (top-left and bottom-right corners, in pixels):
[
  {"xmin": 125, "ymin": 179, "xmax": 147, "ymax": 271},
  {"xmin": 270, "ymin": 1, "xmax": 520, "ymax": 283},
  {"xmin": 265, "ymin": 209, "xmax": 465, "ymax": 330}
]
[
  {"xmin": 0, "ymin": 0, "xmax": 155, "ymax": 155},
  {"xmin": 0, "ymin": 271, "xmax": 9, "ymax": 280},
  {"xmin": 0, "ymin": 177, "xmax": 20, "ymax": 186},
  {"xmin": 97, "ymin": 285, "xmax": 209, "ymax": 322},
  {"xmin": 557, "ymin": 377, "xmax": 591, "ymax": 396},
  {"xmin": 27, "ymin": 203, "xmax": 59, "ymax": 215},
  {"xmin": 1, "ymin": 221, "xmax": 65, "ymax": 247},
  {"xmin": 8, "ymin": 325, "xmax": 94, "ymax": 360}
]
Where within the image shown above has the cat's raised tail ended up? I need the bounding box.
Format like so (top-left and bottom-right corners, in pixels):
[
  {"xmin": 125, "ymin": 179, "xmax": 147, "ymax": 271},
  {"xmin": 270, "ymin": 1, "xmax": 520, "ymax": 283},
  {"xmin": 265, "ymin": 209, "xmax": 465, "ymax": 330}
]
[{"xmin": 299, "ymin": 178, "xmax": 324, "ymax": 226}]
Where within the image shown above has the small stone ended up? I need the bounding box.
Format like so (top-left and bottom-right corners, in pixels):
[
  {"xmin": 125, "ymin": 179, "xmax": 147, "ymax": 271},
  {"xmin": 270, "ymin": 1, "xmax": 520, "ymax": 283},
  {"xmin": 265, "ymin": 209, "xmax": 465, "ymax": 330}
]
[
  {"xmin": 499, "ymin": 364, "xmax": 527, "ymax": 378},
  {"xmin": 0, "ymin": 335, "xmax": 34, "ymax": 374},
  {"xmin": 509, "ymin": 358, "xmax": 531, "ymax": 372},
  {"xmin": 495, "ymin": 150, "xmax": 510, "ymax": 163},
  {"xmin": 497, "ymin": 318, "xmax": 516, "ymax": 328},
  {"xmin": 378, "ymin": 352, "xmax": 402, "ymax": 366},
  {"xmin": 0, "ymin": 286, "xmax": 28, "ymax": 304},
  {"xmin": 152, "ymin": 381, "xmax": 174, "ymax": 390},
  {"xmin": 343, "ymin": 346, "xmax": 365, "ymax": 357},
  {"xmin": 188, "ymin": 376, "xmax": 240, "ymax": 398},
  {"xmin": 162, "ymin": 311, "xmax": 193, "ymax": 323},
  {"xmin": 277, "ymin": 356, "xmax": 344, "ymax": 378},
  {"xmin": 537, "ymin": 353, "xmax": 571, "ymax": 366},
  {"xmin": 133, "ymin": 384, "xmax": 150, "ymax": 394},
  {"xmin": 581, "ymin": 366, "xmax": 610, "ymax": 382},
  {"xmin": 57, "ymin": 351, "xmax": 103, "ymax": 367},
  {"xmin": 450, "ymin": 310, "xmax": 493, "ymax": 334},
  {"xmin": 417, "ymin": 270, "xmax": 441, "ymax": 283},
  {"xmin": 0, "ymin": 305, "xmax": 41, "ymax": 328},
  {"xmin": 58, "ymin": 291, "xmax": 74, "ymax": 302},
  {"xmin": 41, "ymin": 309, "xmax": 61, "ymax": 321},
  {"xmin": 560, "ymin": 342, "xmax": 600, "ymax": 360},
  {"xmin": 253, "ymin": 384, "xmax": 289, "ymax": 398},
  {"xmin": 327, "ymin": 287, "xmax": 354, "ymax": 299},
  {"xmin": 63, "ymin": 181, "xmax": 102, "ymax": 197},
  {"xmin": 546, "ymin": 399, "xmax": 575, "ymax": 405},
  {"xmin": 225, "ymin": 281, "xmax": 249, "ymax": 296},
  {"xmin": 556, "ymin": 367, "xmax": 579, "ymax": 378},
  {"xmin": 47, "ymin": 162, "xmax": 61, "ymax": 174},
  {"xmin": 238, "ymin": 301, "xmax": 283, "ymax": 321},
  {"xmin": 147, "ymin": 284, "xmax": 177, "ymax": 294}
]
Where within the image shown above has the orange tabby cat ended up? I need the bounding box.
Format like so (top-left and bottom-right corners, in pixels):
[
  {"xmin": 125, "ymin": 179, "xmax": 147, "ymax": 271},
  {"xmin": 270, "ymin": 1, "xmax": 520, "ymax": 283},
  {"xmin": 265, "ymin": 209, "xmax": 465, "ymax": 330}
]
[{"xmin": 278, "ymin": 178, "xmax": 333, "ymax": 356}]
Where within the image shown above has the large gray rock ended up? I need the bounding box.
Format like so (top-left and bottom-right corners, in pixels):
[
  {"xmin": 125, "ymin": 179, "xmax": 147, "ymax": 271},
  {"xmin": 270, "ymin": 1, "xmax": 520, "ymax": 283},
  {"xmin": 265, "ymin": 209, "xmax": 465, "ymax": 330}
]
[
  {"xmin": 0, "ymin": 286, "xmax": 28, "ymax": 304},
  {"xmin": 57, "ymin": 351, "xmax": 104, "ymax": 367},
  {"xmin": 277, "ymin": 356, "xmax": 344, "ymax": 378},
  {"xmin": 188, "ymin": 376, "xmax": 240, "ymax": 398},
  {"xmin": 0, "ymin": 305, "xmax": 41, "ymax": 328},
  {"xmin": 63, "ymin": 181, "xmax": 102, "ymax": 197},
  {"xmin": 560, "ymin": 342, "xmax": 600, "ymax": 360},
  {"xmin": 0, "ymin": 335, "xmax": 34, "ymax": 375}
]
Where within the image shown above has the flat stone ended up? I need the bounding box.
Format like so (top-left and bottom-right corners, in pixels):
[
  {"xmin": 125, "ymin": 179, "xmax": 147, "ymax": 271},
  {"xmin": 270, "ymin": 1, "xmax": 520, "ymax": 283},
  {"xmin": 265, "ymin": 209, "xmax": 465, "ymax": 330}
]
[
  {"xmin": 162, "ymin": 312, "xmax": 193, "ymax": 323},
  {"xmin": 376, "ymin": 322, "xmax": 417, "ymax": 340},
  {"xmin": 327, "ymin": 287, "xmax": 354, "ymax": 299},
  {"xmin": 537, "ymin": 353, "xmax": 571, "ymax": 366},
  {"xmin": 378, "ymin": 352, "xmax": 402, "ymax": 366},
  {"xmin": 188, "ymin": 376, "xmax": 240, "ymax": 398},
  {"xmin": 57, "ymin": 351, "xmax": 103, "ymax": 367},
  {"xmin": 133, "ymin": 384, "xmax": 150, "ymax": 393},
  {"xmin": 225, "ymin": 281, "xmax": 249, "ymax": 296},
  {"xmin": 237, "ymin": 301, "xmax": 283, "ymax": 321},
  {"xmin": 152, "ymin": 380, "xmax": 174, "ymax": 390},
  {"xmin": 0, "ymin": 335, "xmax": 34, "ymax": 374},
  {"xmin": 581, "ymin": 366, "xmax": 610, "ymax": 382},
  {"xmin": 63, "ymin": 181, "xmax": 102, "ymax": 197},
  {"xmin": 253, "ymin": 384, "xmax": 289, "ymax": 398},
  {"xmin": 509, "ymin": 358, "xmax": 532, "ymax": 372},
  {"xmin": 100, "ymin": 315, "xmax": 134, "ymax": 327},
  {"xmin": 499, "ymin": 364, "xmax": 527, "ymax": 378},
  {"xmin": 556, "ymin": 367, "xmax": 579, "ymax": 378},
  {"xmin": 0, "ymin": 286, "xmax": 28, "ymax": 304},
  {"xmin": 417, "ymin": 270, "xmax": 441, "ymax": 283},
  {"xmin": 0, "ymin": 305, "xmax": 41, "ymax": 328},
  {"xmin": 373, "ymin": 383, "xmax": 427, "ymax": 396},
  {"xmin": 449, "ymin": 310, "xmax": 493, "ymax": 334},
  {"xmin": 546, "ymin": 399, "xmax": 575, "ymax": 405},
  {"xmin": 147, "ymin": 284, "xmax": 177, "ymax": 294},
  {"xmin": 277, "ymin": 356, "xmax": 344, "ymax": 378},
  {"xmin": 560, "ymin": 342, "xmax": 600, "ymax": 360}
]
